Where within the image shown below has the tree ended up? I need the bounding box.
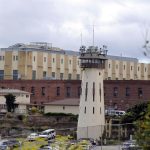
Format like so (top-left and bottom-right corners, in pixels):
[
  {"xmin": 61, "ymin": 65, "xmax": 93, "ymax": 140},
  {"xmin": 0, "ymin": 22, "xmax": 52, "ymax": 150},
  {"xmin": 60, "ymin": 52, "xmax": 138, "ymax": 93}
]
[
  {"xmin": 135, "ymin": 104, "xmax": 150, "ymax": 150},
  {"xmin": 121, "ymin": 102, "xmax": 149, "ymax": 124},
  {"xmin": 4, "ymin": 93, "xmax": 16, "ymax": 112},
  {"xmin": 121, "ymin": 102, "xmax": 149, "ymax": 139}
]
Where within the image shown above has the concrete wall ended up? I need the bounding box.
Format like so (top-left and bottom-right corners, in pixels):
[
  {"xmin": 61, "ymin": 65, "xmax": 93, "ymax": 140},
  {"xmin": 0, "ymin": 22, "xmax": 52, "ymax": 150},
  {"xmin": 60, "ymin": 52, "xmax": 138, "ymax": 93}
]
[{"xmin": 44, "ymin": 105, "xmax": 79, "ymax": 115}]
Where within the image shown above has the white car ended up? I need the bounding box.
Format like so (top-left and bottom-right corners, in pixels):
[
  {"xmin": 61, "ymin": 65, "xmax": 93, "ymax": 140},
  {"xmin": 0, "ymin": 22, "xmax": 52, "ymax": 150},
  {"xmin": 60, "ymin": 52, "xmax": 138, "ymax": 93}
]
[
  {"xmin": 39, "ymin": 145, "xmax": 53, "ymax": 150},
  {"xmin": 27, "ymin": 133, "xmax": 39, "ymax": 141}
]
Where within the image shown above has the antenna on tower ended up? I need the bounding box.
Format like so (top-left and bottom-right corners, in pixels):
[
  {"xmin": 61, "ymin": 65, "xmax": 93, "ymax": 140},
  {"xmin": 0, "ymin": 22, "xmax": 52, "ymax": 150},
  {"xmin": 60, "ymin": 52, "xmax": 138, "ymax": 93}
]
[
  {"xmin": 93, "ymin": 24, "xmax": 95, "ymax": 46},
  {"xmin": 80, "ymin": 32, "xmax": 83, "ymax": 46}
]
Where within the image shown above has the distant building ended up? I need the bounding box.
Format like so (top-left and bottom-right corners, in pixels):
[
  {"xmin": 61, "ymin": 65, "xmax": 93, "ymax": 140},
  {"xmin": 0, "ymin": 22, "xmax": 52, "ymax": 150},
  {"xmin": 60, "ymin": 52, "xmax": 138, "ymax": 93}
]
[
  {"xmin": 0, "ymin": 42, "xmax": 149, "ymax": 80},
  {"xmin": 0, "ymin": 89, "xmax": 30, "ymax": 113},
  {"xmin": 44, "ymin": 98, "xmax": 79, "ymax": 115}
]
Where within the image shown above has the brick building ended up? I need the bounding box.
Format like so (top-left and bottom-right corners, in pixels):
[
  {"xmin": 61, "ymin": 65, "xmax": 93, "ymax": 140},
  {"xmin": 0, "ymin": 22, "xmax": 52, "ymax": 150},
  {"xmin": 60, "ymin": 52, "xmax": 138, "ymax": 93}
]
[
  {"xmin": 0, "ymin": 80, "xmax": 150, "ymax": 110},
  {"xmin": 0, "ymin": 80, "xmax": 81, "ymax": 104}
]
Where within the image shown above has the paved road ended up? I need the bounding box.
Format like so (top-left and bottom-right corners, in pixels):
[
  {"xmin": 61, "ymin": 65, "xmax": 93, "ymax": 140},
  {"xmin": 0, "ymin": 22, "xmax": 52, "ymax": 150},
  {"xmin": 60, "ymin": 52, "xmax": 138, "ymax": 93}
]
[{"xmin": 93, "ymin": 145, "xmax": 121, "ymax": 150}]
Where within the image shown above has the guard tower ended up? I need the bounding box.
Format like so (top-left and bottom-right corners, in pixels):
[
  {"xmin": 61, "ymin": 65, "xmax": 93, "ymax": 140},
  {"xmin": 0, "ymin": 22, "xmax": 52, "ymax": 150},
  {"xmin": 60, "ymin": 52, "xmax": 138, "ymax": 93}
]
[{"xmin": 77, "ymin": 45, "xmax": 108, "ymax": 140}]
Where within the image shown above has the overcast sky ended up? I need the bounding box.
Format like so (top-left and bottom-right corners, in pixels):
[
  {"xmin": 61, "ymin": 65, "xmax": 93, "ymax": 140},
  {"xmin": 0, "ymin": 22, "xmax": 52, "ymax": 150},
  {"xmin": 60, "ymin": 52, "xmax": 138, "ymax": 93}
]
[{"xmin": 0, "ymin": 0, "xmax": 150, "ymax": 61}]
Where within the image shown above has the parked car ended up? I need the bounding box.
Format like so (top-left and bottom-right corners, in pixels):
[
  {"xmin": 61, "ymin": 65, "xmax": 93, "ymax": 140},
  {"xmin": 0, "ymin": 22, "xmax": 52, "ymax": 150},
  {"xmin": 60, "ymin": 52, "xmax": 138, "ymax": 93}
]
[
  {"xmin": 105, "ymin": 109, "xmax": 126, "ymax": 116},
  {"xmin": 27, "ymin": 133, "xmax": 39, "ymax": 141},
  {"xmin": 7, "ymin": 139, "xmax": 20, "ymax": 147},
  {"xmin": 0, "ymin": 139, "xmax": 20, "ymax": 150},
  {"xmin": 121, "ymin": 140, "xmax": 140, "ymax": 150},
  {"xmin": 39, "ymin": 129, "xmax": 56, "ymax": 139},
  {"xmin": 0, "ymin": 141, "xmax": 8, "ymax": 150},
  {"xmin": 38, "ymin": 145, "xmax": 53, "ymax": 150}
]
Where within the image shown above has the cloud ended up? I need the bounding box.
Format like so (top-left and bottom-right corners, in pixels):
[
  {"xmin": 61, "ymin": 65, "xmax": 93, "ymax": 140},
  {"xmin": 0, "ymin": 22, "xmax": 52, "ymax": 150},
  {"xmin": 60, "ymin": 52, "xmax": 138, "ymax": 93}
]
[{"xmin": 0, "ymin": 0, "xmax": 150, "ymax": 60}]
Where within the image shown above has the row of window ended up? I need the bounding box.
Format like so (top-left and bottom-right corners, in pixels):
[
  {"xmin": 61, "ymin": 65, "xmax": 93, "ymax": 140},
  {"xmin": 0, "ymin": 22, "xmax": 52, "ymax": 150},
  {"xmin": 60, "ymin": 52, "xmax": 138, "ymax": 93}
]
[
  {"xmin": 0, "ymin": 70, "xmax": 18, "ymax": 80},
  {"xmin": 32, "ymin": 71, "xmax": 80, "ymax": 80},
  {"xmin": 85, "ymin": 82, "xmax": 102, "ymax": 102},
  {"xmin": 84, "ymin": 106, "xmax": 102, "ymax": 114},
  {"xmin": 0, "ymin": 70, "xmax": 80, "ymax": 80},
  {"xmin": 0, "ymin": 85, "xmax": 145, "ymax": 98},
  {"xmin": 33, "ymin": 56, "xmax": 80, "ymax": 65},
  {"xmin": 0, "ymin": 55, "xmax": 18, "ymax": 61},
  {"xmin": 20, "ymin": 86, "xmax": 81, "ymax": 97},
  {"xmin": 112, "ymin": 87, "xmax": 143, "ymax": 97},
  {"xmin": 108, "ymin": 64, "xmax": 147, "ymax": 72},
  {"xmin": 0, "ymin": 55, "xmax": 80, "ymax": 66}
]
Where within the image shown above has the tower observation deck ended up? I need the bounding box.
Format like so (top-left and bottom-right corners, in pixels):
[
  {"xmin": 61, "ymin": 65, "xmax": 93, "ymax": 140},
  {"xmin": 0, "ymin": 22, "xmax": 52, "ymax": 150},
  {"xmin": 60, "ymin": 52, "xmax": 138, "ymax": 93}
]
[{"xmin": 79, "ymin": 45, "xmax": 108, "ymax": 69}]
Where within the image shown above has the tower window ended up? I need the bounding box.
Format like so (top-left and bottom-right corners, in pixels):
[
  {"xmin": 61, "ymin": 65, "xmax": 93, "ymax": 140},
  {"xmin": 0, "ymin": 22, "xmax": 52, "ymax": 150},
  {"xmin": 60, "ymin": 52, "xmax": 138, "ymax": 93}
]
[
  {"xmin": 131, "ymin": 66, "xmax": 132, "ymax": 70},
  {"xmin": 84, "ymin": 107, "xmax": 86, "ymax": 114},
  {"xmin": 99, "ymin": 83, "xmax": 101, "ymax": 102},
  {"xmin": 93, "ymin": 107, "xmax": 95, "ymax": 114},
  {"xmin": 100, "ymin": 107, "xmax": 101, "ymax": 114},
  {"xmin": 124, "ymin": 65, "xmax": 126, "ymax": 70},
  {"xmin": 109, "ymin": 64, "xmax": 110, "ymax": 68},
  {"xmin": 85, "ymin": 82, "xmax": 88, "ymax": 101},
  {"xmin": 93, "ymin": 82, "xmax": 95, "ymax": 101}
]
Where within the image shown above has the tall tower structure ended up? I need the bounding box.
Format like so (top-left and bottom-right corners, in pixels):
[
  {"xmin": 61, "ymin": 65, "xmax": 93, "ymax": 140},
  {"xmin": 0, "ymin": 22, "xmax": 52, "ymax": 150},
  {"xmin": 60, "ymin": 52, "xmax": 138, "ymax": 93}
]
[{"xmin": 77, "ymin": 45, "xmax": 108, "ymax": 140}]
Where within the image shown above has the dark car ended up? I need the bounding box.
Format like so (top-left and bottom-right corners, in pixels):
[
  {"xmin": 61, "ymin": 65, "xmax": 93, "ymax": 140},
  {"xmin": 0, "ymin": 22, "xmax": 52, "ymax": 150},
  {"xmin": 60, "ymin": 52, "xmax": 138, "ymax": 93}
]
[
  {"xmin": 8, "ymin": 139, "xmax": 20, "ymax": 147},
  {"xmin": 0, "ymin": 139, "xmax": 20, "ymax": 150}
]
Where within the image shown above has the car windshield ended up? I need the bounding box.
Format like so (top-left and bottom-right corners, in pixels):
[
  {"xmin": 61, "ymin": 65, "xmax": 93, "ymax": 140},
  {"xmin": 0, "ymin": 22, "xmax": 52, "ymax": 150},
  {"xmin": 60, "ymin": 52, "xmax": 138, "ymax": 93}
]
[
  {"xmin": 41, "ymin": 132, "xmax": 48, "ymax": 135},
  {"xmin": 31, "ymin": 133, "xmax": 37, "ymax": 136}
]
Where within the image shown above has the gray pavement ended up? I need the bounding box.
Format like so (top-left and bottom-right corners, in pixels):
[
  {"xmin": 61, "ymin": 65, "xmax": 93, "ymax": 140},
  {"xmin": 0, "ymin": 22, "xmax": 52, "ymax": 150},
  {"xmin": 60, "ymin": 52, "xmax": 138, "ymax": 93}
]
[{"xmin": 93, "ymin": 145, "xmax": 121, "ymax": 150}]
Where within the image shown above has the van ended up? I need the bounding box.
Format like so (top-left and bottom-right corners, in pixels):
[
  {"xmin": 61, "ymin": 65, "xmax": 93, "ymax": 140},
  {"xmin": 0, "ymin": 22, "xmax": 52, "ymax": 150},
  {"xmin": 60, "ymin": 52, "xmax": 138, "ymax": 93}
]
[
  {"xmin": 115, "ymin": 110, "xmax": 125, "ymax": 116},
  {"xmin": 39, "ymin": 129, "xmax": 56, "ymax": 139},
  {"xmin": 105, "ymin": 109, "xmax": 116, "ymax": 116},
  {"xmin": 105, "ymin": 109, "xmax": 125, "ymax": 116}
]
